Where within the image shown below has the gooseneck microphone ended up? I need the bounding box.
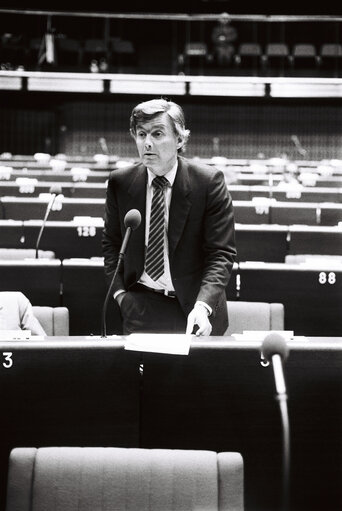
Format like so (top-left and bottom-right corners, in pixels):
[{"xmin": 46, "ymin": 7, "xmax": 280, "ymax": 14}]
[
  {"xmin": 35, "ymin": 185, "xmax": 62, "ymax": 259},
  {"xmin": 261, "ymin": 333, "xmax": 290, "ymax": 511},
  {"xmin": 101, "ymin": 209, "xmax": 141, "ymax": 338}
]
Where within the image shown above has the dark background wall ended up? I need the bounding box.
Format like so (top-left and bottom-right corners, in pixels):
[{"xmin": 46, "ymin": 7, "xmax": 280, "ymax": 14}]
[{"xmin": 1, "ymin": 91, "xmax": 342, "ymax": 160}]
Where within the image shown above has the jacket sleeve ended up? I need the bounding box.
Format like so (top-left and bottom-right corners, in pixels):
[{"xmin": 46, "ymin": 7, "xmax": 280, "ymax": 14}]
[
  {"xmin": 18, "ymin": 293, "xmax": 46, "ymax": 336},
  {"xmin": 102, "ymin": 174, "xmax": 125, "ymax": 293},
  {"xmin": 196, "ymin": 169, "xmax": 237, "ymax": 314}
]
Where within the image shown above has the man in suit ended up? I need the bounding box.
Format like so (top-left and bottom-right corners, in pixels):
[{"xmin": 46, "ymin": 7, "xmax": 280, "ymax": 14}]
[{"xmin": 102, "ymin": 98, "xmax": 236, "ymax": 336}]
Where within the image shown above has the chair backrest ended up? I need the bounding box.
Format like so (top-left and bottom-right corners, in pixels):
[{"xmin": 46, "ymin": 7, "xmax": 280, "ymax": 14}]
[
  {"xmin": 238, "ymin": 42, "xmax": 262, "ymax": 56},
  {"xmin": 6, "ymin": 447, "xmax": 244, "ymax": 511},
  {"xmin": 225, "ymin": 300, "xmax": 284, "ymax": 335},
  {"xmin": 84, "ymin": 38, "xmax": 107, "ymax": 52},
  {"xmin": 265, "ymin": 43, "xmax": 289, "ymax": 57},
  {"xmin": 293, "ymin": 43, "xmax": 316, "ymax": 57},
  {"xmin": 0, "ymin": 249, "xmax": 55, "ymax": 260},
  {"xmin": 58, "ymin": 38, "xmax": 82, "ymax": 53},
  {"xmin": 185, "ymin": 42, "xmax": 208, "ymax": 56},
  {"xmin": 32, "ymin": 306, "xmax": 69, "ymax": 335},
  {"xmin": 320, "ymin": 43, "xmax": 342, "ymax": 57}
]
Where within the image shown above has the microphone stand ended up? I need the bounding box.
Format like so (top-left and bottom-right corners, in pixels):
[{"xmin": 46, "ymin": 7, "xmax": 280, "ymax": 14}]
[
  {"xmin": 272, "ymin": 356, "xmax": 291, "ymax": 511},
  {"xmin": 100, "ymin": 227, "xmax": 131, "ymax": 338},
  {"xmin": 35, "ymin": 193, "xmax": 58, "ymax": 259}
]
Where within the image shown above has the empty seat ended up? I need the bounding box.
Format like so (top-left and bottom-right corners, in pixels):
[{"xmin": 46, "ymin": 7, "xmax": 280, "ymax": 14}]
[
  {"xmin": 319, "ymin": 43, "xmax": 342, "ymax": 75},
  {"xmin": 110, "ymin": 37, "xmax": 136, "ymax": 70},
  {"xmin": 32, "ymin": 306, "xmax": 69, "ymax": 335},
  {"xmin": 178, "ymin": 42, "xmax": 211, "ymax": 73},
  {"xmin": 262, "ymin": 43, "xmax": 291, "ymax": 74},
  {"xmin": 292, "ymin": 43, "xmax": 320, "ymax": 71},
  {"xmin": 225, "ymin": 300, "xmax": 285, "ymax": 335},
  {"xmin": 57, "ymin": 37, "xmax": 82, "ymax": 68},
  {"xmin": 6, "ymin": 446, "xmax": 244, "ymax": 511},
  {"xmin": 234, "ymin": 42, "xmax": 262, "ymax": 72}
]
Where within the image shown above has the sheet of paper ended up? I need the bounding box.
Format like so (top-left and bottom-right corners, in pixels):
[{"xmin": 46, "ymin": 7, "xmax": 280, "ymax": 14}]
[{"xmin": 124, "ymin": 333, "xmax": 191, "ymax": 355}]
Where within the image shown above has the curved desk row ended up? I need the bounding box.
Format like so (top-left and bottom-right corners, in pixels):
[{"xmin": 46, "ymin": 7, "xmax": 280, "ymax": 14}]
[
  {"xmin": 1, "ymin": 196, "xmax": 342, "ymax": 224},
  {"xmin": 1, "ymin": 220, "xmax": 342, "ymax": 262},
  {"xmin": 1, "ymin": 181, "xmax": 342, "ymax": 202},
  {"xmin": 0, "ymin": 337, "xmax": 340, "ymax": 511},
  {"xmin": 0, "ymin": 259, "xmax": 341, "ymax": 336}
]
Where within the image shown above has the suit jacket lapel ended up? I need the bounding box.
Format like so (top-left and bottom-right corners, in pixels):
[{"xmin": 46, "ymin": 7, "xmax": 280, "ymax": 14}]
[
  {"xmin": 127, "ymin": 164, "xmax": 147, "ymax": 271},
  {"xmin": 169, "ymin": 158, "xmax": 192, "ymax": 260}
]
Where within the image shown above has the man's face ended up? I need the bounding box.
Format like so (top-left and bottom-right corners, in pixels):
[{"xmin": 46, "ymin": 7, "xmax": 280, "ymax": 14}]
[{"xmin": 134, "ymin": 112, "xmax": 183, "ymax": 176}]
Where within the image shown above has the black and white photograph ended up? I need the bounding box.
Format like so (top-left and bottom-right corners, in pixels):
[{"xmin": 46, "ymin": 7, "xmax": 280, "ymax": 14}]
[{"xmin": 0, "ymin": 2, "xmax": 341, "ymax": 511}]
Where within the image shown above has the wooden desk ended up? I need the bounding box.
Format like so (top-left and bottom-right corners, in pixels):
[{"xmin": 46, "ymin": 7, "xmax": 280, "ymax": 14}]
[
  {"xmin": 236, "ymin": 261, "xmax": 342, "ymax": 335},
  {"xmin": 0, "ymin": 259, "xmax": 62, "ymax": 306},
  {"xmin": 0, "ymin": 337, "xmax": 340, "ymax": 511},
  {"xmin": 23, "ymin": 219, "xmax": 103, "ymax": 259},
  {"xmin": 0, "ymin": 197, "xmax": 105, "ymax": 221}
]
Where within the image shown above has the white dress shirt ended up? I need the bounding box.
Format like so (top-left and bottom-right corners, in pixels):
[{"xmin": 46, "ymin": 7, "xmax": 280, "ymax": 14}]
[{"xmin": 138, "ymin": 163, "xmax": 177, "ymax": 293}]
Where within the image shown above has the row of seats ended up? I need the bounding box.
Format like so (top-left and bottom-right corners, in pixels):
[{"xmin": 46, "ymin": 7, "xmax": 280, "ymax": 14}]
[
  {"xmin": 0, "ymin": 258, "xmax": 340, "ymax": 336},
  {"xmin": 180, "ymin": 42, "xmax": 342, "ymax": 72},
  {"xmin": 1, "ymin": 35, "xmax": 136, "ymax": 71},
  {"xmin": 3, "ymin": 33, "xmax": 342, "ymax": 75}
]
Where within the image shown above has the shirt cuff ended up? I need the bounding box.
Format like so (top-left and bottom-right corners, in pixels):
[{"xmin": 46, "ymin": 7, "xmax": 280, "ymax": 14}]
[
  {"xmin": 113, "ymin": 289, "xmax": 126, "ymax": 301},
  {"xmin": 195, "ymin": 300, "xmax": 212, "ymax": 316}
]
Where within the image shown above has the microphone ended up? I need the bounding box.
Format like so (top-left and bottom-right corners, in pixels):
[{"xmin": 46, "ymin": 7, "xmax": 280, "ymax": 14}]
[
  {"xmin": 261, "ymin": 333, "xmax": 289, "ymax": 395},
  {"xmin": 101, "ymin": 209, "xmax": 141, "ymax": 338},
  {"xmin": 35, "ymin": 185, "xmax": 62, "ymax": 259},
  {"xmin": 261, "ymin": 333, "xmax": 290, "ymax": 511}
]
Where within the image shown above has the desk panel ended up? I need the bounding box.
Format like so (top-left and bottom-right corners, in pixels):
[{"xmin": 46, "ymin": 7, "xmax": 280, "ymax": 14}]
[
  {"xmin": 231, "ymin": 185, "xmax": 342, "ymax": 203},
  {"xmin": 62, "ymin": 259, "xmax": 122, "ymax": 335},
  {"xmin": 1, "ymin": 169, "xmax": 109, "ymax": 183},
  {"xmin": 0, "ymin": 220, "xmax": 24, "ymax": 248},
  {"xmin": 141, "ymin": 339, "xmax": 342, "ymax": 511},
  {"xmin": 233, "ymin": 201, "xmax": 270, "ymax": 224},
  {"xmin": 235, "ymin": 224, "xmax": 289, "ymax": 262},
  {"xmin": 270, "ymin": 202, "xmax": 319, "ymax": 225},
  {"xmin": 23, "ymin": 220, "xmax": 103, "ymax": 259},
  {"xmin": 238, "ymin": 262, "xmax": 342, "ymax": 335},
  {"xmin": 0, "ymin": 339, "xmax": 141, "ymax": 511},
  {"xmin": 289, "ymin": 225, "xmax": 342, "ymax": 255},
  {"xmin": 0, "ymin": 182, "xmax": 107, "ymax": 199},
  {"xmin": 0, "ymin": 259, "xmax": 61, "ymax": 306},
  {"xmin": 1, "ymin": 197, "xmax": 105, "ymax": 221}
]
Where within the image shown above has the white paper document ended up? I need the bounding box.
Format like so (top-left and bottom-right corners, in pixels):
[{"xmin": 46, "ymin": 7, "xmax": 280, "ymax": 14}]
[{"xmin": 124, "ymin": 333, "xmax": 192, "ymax": 355}]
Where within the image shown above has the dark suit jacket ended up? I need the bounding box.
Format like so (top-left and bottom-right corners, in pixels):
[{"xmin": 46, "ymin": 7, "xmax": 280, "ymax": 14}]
[{"xmin": 102, "ymin": 156, "xmax": 236, "ymax": 335}]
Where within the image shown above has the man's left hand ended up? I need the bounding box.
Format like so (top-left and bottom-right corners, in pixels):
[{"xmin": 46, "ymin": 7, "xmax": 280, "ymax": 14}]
[{"xmin": 186, "ymin": 303, "xmax": 212, "ymax": 336}]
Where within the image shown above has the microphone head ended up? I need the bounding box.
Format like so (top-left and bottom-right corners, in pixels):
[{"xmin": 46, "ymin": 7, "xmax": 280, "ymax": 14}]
[
  {"xmin": 261, "ymin": 333, "xmax": 289, "ymax": 363},
  {"xmin": 124, "ymin": 209, "xmax": 141, "ymax": 231},
  {"xmin": 49, "ymin": 184, "xmax": 62, "ymax": 195}
]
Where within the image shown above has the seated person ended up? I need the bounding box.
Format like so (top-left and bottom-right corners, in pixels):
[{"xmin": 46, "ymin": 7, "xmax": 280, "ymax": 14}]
[
  {"xmin": 211, "ymin": 12, "xmax": 237, "ymax": 66},
  {"xmin": 0, "ymin": 292, "xmax": 46, "ymax": 336}
]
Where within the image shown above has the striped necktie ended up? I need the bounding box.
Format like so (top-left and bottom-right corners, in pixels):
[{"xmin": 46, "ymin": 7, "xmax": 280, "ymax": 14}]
[{"xmin": 145, "ymin": 176, "xmax": 168, "ymax": 281}]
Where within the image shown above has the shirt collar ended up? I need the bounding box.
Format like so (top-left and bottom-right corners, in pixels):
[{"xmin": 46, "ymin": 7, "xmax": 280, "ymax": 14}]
[{"xmin": 147, "ymin": 160, "xmax": 178, "ymax": 188}]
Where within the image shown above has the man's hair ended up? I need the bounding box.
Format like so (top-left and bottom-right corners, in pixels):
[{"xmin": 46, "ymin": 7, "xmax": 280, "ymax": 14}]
[{"xmin": 129, "ymin": 98, "xmax": 190, "ymax": 153}]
